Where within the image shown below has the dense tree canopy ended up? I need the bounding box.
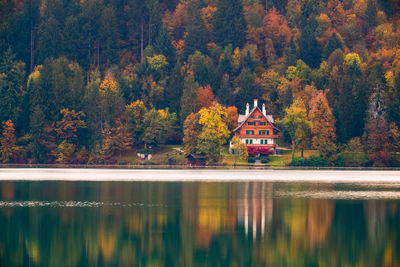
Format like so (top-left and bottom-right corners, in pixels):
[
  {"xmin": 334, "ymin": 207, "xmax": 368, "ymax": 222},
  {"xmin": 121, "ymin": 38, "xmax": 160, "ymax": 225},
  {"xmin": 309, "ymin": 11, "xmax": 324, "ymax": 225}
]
[{"xmin": 0, "ymin": 0, "xmax": 399, "ymax": 165}]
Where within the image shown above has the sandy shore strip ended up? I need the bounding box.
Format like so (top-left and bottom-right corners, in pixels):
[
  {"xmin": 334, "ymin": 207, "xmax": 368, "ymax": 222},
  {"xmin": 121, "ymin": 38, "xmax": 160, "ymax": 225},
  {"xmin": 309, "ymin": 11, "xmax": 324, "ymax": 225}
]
[{"xmin": 0, "ymin": 168, "xmax": 399, "ymax": 183}]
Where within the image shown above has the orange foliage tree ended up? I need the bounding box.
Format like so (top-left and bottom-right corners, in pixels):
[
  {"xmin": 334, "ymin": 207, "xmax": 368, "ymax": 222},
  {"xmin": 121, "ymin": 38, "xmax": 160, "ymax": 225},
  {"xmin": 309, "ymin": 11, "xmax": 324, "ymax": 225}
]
[
  {"xmin": 308, "ymin": 90, "xmax": 337, "ymax": 160},
  {"xmin": 225, "ymin": 106, "xmax": 238, "ymax": 132},
  {"xmin": 263, "ymin": 7, "xmax": 291, "ymax": 57},
  {"xmin": 0, "ymin": 120, "xmax": 17, "ymax": 163},
  {"xmin": 197, "ymin": 85, "xmax": 214, "ymax": 109}
]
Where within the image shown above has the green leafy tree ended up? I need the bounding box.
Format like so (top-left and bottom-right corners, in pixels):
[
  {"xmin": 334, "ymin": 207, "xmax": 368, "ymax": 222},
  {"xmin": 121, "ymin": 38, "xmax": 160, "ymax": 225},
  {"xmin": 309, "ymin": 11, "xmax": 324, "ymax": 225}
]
[
  {"xmin": 183, "ymin": 112, "xmax": 202, "ymax": 155},
  {"xmin": 231, "ymin": 136, "xmax": 248, "ymax": 165},
  {"xmin": 277, "ymin": 100, "xmax": 312, "ymax": 160}
]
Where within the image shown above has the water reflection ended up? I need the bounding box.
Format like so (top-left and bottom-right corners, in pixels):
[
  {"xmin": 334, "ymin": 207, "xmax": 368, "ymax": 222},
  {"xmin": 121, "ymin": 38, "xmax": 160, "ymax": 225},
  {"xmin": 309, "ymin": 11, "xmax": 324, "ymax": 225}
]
[{"xmin": 0, "ymin": 181, "xmax": 399, "ymax": 266}]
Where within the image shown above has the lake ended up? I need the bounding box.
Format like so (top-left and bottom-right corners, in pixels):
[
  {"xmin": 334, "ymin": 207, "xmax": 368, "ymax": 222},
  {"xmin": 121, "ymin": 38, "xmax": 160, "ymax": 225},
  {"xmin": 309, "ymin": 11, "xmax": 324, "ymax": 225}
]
[{"xmin": 0, "ymin": 169, "xmax": 400, "ymax": 266}]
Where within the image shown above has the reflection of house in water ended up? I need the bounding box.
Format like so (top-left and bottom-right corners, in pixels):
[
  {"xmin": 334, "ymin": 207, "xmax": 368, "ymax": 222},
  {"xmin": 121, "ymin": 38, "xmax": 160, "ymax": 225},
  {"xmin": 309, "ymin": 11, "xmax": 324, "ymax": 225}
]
[{"xmin": 237, "ymin": 182, "xmax": 273, "ymax": 240}]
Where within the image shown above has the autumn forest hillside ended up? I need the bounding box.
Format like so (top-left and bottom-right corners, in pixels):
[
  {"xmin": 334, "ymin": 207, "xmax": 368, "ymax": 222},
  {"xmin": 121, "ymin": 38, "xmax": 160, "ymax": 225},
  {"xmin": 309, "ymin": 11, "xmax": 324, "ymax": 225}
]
[{"xmin": 0, "ymin": 0, "xmax": 400, "ymax": 165}]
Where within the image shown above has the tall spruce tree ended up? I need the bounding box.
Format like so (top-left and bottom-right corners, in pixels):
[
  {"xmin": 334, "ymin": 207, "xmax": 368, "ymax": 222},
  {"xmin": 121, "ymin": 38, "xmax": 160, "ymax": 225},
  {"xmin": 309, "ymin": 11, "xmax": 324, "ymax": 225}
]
[
  {"xmin": 183, "ymin": 0, "xmax": 208, "ymax": 59},
  {"xmin": 164, "ymin": 62, "xmax": 184, "ymax": 114},
  {"xmin": 299, "ymin": 17, "xmax": 321, "ymax": 69},
  {"xmin": 212, "ymin": 0, "xmax": 246, "ymax": 48}
]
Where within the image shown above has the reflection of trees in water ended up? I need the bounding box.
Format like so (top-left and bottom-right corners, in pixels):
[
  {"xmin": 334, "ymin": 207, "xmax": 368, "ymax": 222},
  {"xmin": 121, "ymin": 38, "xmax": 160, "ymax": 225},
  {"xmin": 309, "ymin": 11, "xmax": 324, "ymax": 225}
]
[{"xmin": 0, "ymin": 181, "xmax": 400, "ymax": 266}]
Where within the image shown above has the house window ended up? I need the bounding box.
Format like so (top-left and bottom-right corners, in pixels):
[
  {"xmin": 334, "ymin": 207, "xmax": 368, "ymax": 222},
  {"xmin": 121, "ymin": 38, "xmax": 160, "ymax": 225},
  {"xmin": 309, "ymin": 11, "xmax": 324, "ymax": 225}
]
[
  {"xmin": 246, "ymin": 130, "xmax": 254, "ymax": 135},
  {"xmin": 267, "ymin": 130, "xmax": 270, "ymax": 135},
  {"xmin": 246, "ymin": 139, "xmax": 248, "ymax": 144},
  {"xmin": 259, "ymin": 122, "xmax": 266, "ymax": 125},
  {"xmin": 250, "ymin": 139, "xmax": 253, "ymax": 144},
  {"xmin": 259, "ymin": 115, "xmax": 263, "ymax": 119},
  {"xmin": 261, "ymin": 140, "xmax": 263, "ymax": 144},
  {"xmin": 248, "ymin": 122, "xmax": 255, "ymax": 125},
  {"xmin": 259, "ymin": 130, "xmax": 268, "ymax": 135},
  {"xmin": 251, "ymin": 115, "xmax": 255, "ymax": 118},
  {"xmin": 264, "ymin": 139, "xmax": 268, "ymax": 144}
]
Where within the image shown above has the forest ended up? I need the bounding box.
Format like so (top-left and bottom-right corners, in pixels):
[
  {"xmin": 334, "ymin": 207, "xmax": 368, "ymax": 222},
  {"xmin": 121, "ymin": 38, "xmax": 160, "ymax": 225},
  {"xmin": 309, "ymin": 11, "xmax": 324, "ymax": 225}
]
[{"xmin": 0, "ymin": 0, "xmax": 400, "ymax": 166}]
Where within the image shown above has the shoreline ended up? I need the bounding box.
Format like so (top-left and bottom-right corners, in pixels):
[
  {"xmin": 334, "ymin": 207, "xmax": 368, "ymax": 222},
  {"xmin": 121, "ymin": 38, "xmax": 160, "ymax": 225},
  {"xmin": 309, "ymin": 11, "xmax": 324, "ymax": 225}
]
[{"xmin": 0, "ymin": 168, "xmax": 400, "ymax": 183}]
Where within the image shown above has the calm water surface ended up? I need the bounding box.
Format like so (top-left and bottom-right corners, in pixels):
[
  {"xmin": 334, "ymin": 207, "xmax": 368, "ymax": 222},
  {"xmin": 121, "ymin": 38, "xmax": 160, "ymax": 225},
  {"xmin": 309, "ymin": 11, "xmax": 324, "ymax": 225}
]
[{"xmin": 1, "ymin": 171, "xmax": 400, "ymax": 266}]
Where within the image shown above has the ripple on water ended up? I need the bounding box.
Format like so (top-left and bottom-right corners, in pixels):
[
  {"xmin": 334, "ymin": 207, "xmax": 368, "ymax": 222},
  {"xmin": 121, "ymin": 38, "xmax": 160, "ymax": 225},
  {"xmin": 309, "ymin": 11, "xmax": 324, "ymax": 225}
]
[
  {"xmin": 275, "ymin": 190, "xmax": 400, "ymax": 200},
  {"xmin": 0, "ymin": 201, "xmax": 167, "ymax": 208}
]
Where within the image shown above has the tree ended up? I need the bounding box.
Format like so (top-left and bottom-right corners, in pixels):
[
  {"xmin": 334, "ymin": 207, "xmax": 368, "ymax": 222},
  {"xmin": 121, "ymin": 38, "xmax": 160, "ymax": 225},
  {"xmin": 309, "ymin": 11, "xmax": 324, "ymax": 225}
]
[
  {"xmin": 263, "ymin": 7, "xmax": 291, "ymax": 57},
  {"xmin": 0, "ymin": 120, "xmax": 17, "ymax": 163},
  {"xmin": 197, "ymin": 85, "xmax": 215, "ymax": 109},
  {"xmin": 142, "ymin": 108, "xmax": 177, "ymax": 147},
  {"xmin": 225, "ymin": 106, "xmax": 238, "ymax": 132},
  {"xmin": 365, "ymin": 0, "xmax": 377, "ymax": 27},
  {"xmin": 180, "ymin": 74, "xmax": 199, "ymax": 123},
  {"xmin": 99, "ymin": 6, "xmax": 119, "ymax": 66},
  {"xmin": 299, "ymin": 17, "xmax": 321, "ymax": 69},
  {"xmin": 277, "ymin": 100, "xmax": 312, "ymax": 160},
  {"xmin": 323, "ymin": 32, "xmax": 343, "ymax": 58},
  {"xmin": 236, "ymin": 69, "xmax": 261, "ymax": 111},
  {"xmin": 212, "ymin": 0, "xmax": 246, "ymax": 48},
  {"xmin": 126, "ymin": 100, "xmax": 147, "ymax": 145},
  {"xmin": 183, "ymin": 0, "xmax": 208, "ymax": 59},
  {"xmin": 231, "ymin": 136, "xmax": 247, "ymax": 165},
  {"xmin": 363, "ymin": 64, "xmax": 390, "ymax": 166},
  {"xmin": 101, "ymin": 118, "xmax": 133, "ymax": 163},
  {"xmin": 98, "ymin": 71, "xmax": 124, "ymax": 128},
  {"xmin": 197, "ymin": 102, "xmax": 230, "ymax": 163},
  {"xmin": 308, "ymin": 90, "xmax": 337, "ymax": 161},
  {"xmin": 0, "ymin": 49, "xmax": 26, "ymax": 125},
  {"xmin": 183, "ymin": 112, "xmax": 201, "ymax": 155}
]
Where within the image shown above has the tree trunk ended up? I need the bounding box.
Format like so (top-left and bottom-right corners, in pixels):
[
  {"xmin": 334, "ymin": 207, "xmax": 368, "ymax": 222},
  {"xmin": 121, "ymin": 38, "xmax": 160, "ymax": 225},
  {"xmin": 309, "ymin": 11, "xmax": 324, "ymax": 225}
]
[
  {"xmin": 291, "ymin": 141, "xmax": 295, "ymax": 161},
  {"xmin": 141, "ymin": 15, "xmax": 144, "ymax": 64}
]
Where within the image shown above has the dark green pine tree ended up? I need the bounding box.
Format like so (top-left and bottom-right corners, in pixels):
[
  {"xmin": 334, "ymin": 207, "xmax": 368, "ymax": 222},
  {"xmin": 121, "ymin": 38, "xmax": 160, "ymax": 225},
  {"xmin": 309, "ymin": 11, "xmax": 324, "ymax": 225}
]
[
  {"xmin": 153, "ymin": 23, "xmax": 176, "ymax": 67},
  {"xmin": 180, "ymin": 74, "xmax": 199, "ymax": 124},
  {"xmin": 217, "ymin": 74, "xmax": 234, "ymax": 106},
  {"xmin": 323, "ymin": 32, "xmax": 343, "ymax": 58},
  {"xmin": 38, "ymin": 15, "xmax": 62, "ymax": 63},
  {"xmin": 243, "ymin": 51, "xmax": 254, "ymax": 73},
  {"xmin": 0, "ymin": 48, "xmax": 26, "ymax": 125},
  {"xmin": 63, "ymin": 16, "xmax": 85, "ymax": 64},
  {"xmin": 212, "ymin": 0, "xmax": 246, "ymax": 48},
  {"xmin": 283, "ymin": 84, "xmax": 293, "ymax": 108},
  {"xmin": 183, "ymin": 0, "xmax": 208, "ymax": 59},
  {"xmin": 299, "ymin": 17, "xmax": 321, "ymax": 69},
  {"xmin": 284, "ymin": 37, "xmax": 299, "ymax": 67},
  {"xmin": 99, "ymin": 6, "xmax": 120, "ymax": 67},
  {"xmin": 365, "ymin": 0, "xmax": 377, "ymax": 27},
  {"xmin": 236, "ymin": 69, "xmax": 261, "ymax": 110},
  {"xmin": 164, "ymin": 62, "xmax": 184, "ymax": 114},
  {"xmin": 146, "ymin": 0, "xmax": 162, "ymax": 46},
  {"xmin": 336, "ymin": 60, "xmax": 366, "ymax": 143}
]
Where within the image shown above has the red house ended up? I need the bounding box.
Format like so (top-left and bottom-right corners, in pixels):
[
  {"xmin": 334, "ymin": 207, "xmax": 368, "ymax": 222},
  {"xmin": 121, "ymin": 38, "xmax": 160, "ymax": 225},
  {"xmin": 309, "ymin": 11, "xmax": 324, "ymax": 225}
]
[{"xmin": 231, "ymin": 99, "xmax": 280, "ymax": 154}]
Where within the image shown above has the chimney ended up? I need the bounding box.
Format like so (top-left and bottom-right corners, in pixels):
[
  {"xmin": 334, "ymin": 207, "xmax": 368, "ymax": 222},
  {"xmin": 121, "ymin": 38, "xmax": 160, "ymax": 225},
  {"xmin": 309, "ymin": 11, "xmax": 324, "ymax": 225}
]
[
  {"xmin": 262, "ymin": 104, "xmax": 266, "ymax": 116},
  {"xmin": 245, "ymin": 103, "xmax": 250, "ymax": 116},
  {"xmin": 254, "ymin": 99, "xmax": 258, "ymax": 108}
]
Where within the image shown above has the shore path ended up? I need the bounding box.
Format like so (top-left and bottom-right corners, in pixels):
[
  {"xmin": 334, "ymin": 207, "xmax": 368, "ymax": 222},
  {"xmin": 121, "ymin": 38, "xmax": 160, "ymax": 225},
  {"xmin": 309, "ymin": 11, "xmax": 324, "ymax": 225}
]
[{"xmin": 0, "ymin": 168, "xmax": 399, "ymax": 183}]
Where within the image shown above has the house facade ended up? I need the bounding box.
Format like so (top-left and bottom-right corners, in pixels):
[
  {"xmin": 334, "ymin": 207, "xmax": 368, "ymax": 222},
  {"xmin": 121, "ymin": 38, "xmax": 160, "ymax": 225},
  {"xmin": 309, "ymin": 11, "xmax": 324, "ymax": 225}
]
[{"xmin": 232, "ymin": 99, "xmax": 280, "ymax": 153}]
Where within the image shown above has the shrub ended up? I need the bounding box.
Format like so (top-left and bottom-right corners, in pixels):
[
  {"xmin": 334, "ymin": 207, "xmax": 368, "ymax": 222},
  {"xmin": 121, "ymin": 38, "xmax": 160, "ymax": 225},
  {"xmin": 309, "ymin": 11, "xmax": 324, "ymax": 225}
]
[
  {"xmin": 334, "ymin": 155, "xmax": 345, "ymax": 167},
  {"xmin": 291, "ymin": 156, "xmax": 306, "ymax": 166},
  {"xmin": 260, "ymin": 156, "xmax": 270, "ymax": 164},
  {"xmin": 142, "ymin": 160, "xmax": 157, "ymax": 165},
  {"xmin": 307, "ymin": 155, "xmax": 328, "ymax": 167},
  {"xmin": 248, "ymin": 157, "xmax": 256, "ymax": 163}
]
